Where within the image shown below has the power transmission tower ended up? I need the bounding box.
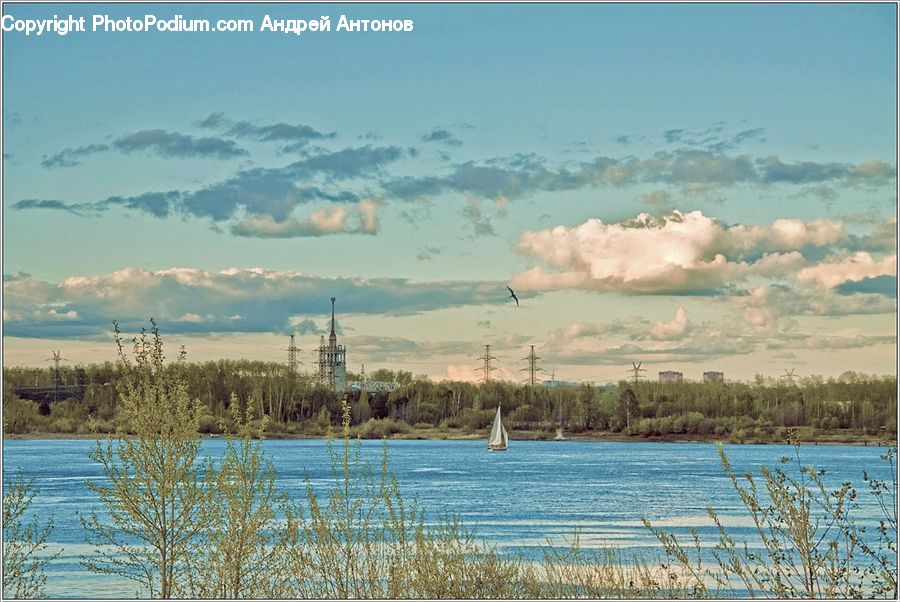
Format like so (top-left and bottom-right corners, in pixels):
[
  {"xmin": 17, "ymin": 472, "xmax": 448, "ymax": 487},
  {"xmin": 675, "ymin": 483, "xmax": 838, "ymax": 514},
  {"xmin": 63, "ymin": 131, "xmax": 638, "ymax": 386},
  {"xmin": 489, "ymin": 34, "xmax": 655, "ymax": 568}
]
[
  {"xmin": 627, "ymin": 361, "xmax": 646, "ymax": 388},
  {"xmin": 475, "ymin": 344, "xmax": 497, "ymax": 384},
  {"xmin": 520, "ymin": 345, "xmax": 543, "ymax": 387},
  {"xmin": 45, "ymin": 350, "xmax": 67, "ymax": 403},
  {"xmin": 286, "ymin": 334, "xmax": 301, "ymax": 373},
  {"xmin": 781, "ymin": 368, "xmax": 797, "ymax": 386}
]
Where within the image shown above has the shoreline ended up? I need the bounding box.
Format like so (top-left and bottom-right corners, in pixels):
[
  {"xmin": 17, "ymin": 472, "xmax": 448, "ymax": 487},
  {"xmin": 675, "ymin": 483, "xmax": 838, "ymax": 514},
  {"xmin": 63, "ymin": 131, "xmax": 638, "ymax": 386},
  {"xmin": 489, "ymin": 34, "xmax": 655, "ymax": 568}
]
[{"xmin": 4, "ymin": 429, "xmax": 895, "ymax": 447}]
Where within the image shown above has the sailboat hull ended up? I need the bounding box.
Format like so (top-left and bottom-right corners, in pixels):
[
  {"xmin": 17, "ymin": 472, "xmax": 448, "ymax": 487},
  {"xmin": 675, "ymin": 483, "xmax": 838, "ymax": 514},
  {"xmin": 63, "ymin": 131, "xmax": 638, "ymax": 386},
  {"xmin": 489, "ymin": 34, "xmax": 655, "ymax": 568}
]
[{"xmin": 487, "ymin": 445, "xmax": 508, "ymax": 452}]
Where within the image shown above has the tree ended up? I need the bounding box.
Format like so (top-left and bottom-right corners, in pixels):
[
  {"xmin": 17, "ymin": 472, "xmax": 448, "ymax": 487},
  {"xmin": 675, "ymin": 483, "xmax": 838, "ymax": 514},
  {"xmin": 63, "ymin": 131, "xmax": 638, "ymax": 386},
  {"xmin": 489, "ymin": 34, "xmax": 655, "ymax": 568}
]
[
  {"xmin": 617, "ymin": 387, "xmax": 640, "ymax": 429},
  {"xmin": 185, "ymin": 399, "xmax": 299, "ymax": 598},
  {"xmin": 352, "ymin": 388, "xmax": 372, "ymax": 424},
  {"xmin": 80, "ymin": 320, "xmax": 207, "ymax": 598},
  {"xmin": 3, "ymin": 471, "xmax": 59, "ymax": 598}
]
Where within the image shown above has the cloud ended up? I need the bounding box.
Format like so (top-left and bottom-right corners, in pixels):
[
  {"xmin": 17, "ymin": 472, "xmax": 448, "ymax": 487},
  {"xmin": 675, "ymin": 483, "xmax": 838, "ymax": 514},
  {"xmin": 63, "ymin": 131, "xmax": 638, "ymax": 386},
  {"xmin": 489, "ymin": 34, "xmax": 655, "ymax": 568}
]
[
  {"xmin": 112, "ymin": 129, "xmax": 248, "ymax": 159},
  {"xmin": 835, "ymin": 275, "xmax": 896, "ymax": 298},
  {"xmin": 292, "ymin": 318, "xmax": 327, "ymax": 335},
  {"xmin": 422, "ymin": 128, "xmax": 462, "ymax": 146},
  {"xmin": 11, "ymin": 199, "xmax": 92, "ymax": 216},
  {"xmin": 2, "ymin": 267, "xmax": 507, "ymax": 338},
  {"xmin": 198, "ymin": 113, "xmax": 336, "ymax": 150},
  {"xmin": 462, "ymin": 199, "xmax": 495, "ymax": 236},
  {"xmin": 797, "ymin": 252, "xmax": 896, "ymax": 289},
  {"xmin": 650, "ymin": 307, "xmax": 689, "ymax": 340},
  {"xmin": 462, "ymin": 200, "xmax": 495, "ymax": 236},
  {"xmin": 415, "ymin": 246, "xmax": 442, "ymax": 261},
  {"xmin": 641, "ymin": 190, "xmax": 672, "ymax": 208},
  {"xmin": 382, "ymin": 148, "xmax": 892, "ymax": 204},
  {"xmin": 357, "ymin": 198, "xmax": 384, "ymax": 234},
  {"xmin": 41, "ymin": 144, "xmax": 110, "ymax": 168},
  {"xmin": 229, "ymin": 200, "xmax": 384, "ymax": 238},
  {"xmin": 16, "ymin": 145, "xmax": 407, "ymax": 228},
  {"xmin": 732, "ymin": 283, "xmax": 895, "ymax": 333},
  {"xmin": 513, "ymin": 210, "xmax": 834, "ymax": 294}
]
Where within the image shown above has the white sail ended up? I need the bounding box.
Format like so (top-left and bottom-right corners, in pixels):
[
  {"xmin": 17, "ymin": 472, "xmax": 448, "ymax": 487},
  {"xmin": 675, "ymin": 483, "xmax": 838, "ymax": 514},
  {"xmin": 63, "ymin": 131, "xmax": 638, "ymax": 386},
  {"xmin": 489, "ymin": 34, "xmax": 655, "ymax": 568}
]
[{"xmin": 488, "ymin": 405, "xmax": 508, "ymax": 450}]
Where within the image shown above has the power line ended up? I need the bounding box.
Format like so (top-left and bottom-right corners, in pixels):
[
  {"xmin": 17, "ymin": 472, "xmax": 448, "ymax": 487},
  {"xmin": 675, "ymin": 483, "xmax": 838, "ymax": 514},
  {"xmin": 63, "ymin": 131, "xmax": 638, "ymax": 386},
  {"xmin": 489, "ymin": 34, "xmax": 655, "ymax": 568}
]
[
  {"xmin": 782, "ymin": 368, "xmax": 798, "ymax": 386},
  {"xmin": 44, "ymin": 350, "xmax": 67, "ymax": 402},
  {"xmin": 627, "ymin": 361, "xmax": 646, "ymax": 388},
  {"xmin": 285, "ymin": 334, "xmax": 301, "ymax": 373},
  {"xmin": 520, "ymin": 345, "xmax": 543, "ymax": 387},
  {"xmin": 475, "ymin": 344, "xmax": 497, "ymax": 384}
]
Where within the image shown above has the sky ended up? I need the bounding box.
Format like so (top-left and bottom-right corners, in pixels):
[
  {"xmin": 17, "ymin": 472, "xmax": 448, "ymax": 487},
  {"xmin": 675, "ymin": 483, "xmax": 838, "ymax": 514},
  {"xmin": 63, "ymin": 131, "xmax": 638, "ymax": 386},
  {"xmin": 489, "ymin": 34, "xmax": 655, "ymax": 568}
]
[{"xmin": 2, "ymin": 2, "xmax": 897, "ymax": 384}]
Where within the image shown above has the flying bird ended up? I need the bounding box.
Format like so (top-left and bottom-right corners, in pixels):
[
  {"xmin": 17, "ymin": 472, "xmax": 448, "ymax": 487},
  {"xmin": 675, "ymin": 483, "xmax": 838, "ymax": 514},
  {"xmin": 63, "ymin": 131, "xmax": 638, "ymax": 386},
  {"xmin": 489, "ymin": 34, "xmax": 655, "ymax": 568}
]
[{"xmin": 506, "ymin": 285, "xmax": 519, "ymax": 307}]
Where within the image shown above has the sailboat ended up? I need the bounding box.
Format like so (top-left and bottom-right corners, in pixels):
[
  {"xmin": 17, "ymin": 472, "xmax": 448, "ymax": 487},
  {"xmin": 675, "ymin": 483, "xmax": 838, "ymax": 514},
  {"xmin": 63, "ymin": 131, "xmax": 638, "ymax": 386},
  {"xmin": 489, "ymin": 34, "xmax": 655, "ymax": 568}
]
[{"xmin": 487, "ymin": 404, "xmax": 509, "ymax": 452}]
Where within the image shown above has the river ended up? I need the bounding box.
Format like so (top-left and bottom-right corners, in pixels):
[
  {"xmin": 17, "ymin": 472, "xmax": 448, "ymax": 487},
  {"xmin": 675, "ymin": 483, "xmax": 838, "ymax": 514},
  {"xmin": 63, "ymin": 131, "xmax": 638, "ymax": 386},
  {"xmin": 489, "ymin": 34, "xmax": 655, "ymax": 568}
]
[{"xmin": 2, "ymin": 438, "xmax": 894, "ymax": 598}]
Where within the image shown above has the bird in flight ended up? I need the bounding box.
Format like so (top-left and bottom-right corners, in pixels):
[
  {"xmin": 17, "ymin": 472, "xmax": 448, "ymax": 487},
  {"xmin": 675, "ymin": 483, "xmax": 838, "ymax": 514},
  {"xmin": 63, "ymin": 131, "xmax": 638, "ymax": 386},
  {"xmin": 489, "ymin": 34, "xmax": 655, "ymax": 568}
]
[{"xmin": 506, "ymin": 285, "xmax": 519, "ymax": 307}]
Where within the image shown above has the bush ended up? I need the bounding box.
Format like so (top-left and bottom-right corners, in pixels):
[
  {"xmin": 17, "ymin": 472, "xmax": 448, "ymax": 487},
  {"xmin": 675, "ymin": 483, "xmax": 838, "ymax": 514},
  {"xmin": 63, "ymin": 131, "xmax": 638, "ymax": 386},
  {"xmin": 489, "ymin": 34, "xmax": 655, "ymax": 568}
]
[
  {"xmin": 2, "ymin": 396, "xmax": 43, "ymax": 434},
  {"xmin": 645, "ymin": 444, "xmax": 898, "ymax": 598},
  {"xmin": 198, "ymin": 413, "xmax": 220, "ymax": 434},
  {"xmin": 359, "ymin": 418, "xmax": 411, "ymax": 439},
  {"xmin": 49, "ymin": 418, "xmax": 77, "ymax": 433}
]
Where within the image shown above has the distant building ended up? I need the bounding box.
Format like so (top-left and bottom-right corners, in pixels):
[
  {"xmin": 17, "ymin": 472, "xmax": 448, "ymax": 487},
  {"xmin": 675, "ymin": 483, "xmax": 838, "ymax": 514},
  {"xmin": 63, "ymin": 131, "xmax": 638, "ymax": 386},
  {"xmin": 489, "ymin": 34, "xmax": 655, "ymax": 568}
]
[
  {"xmin": 703, "ymin": 371, "xmax": 724, "ymax": 383},
  {"xmin": 659, "ymin": 370, "xmax": 683, "ymax": 383},
  {"xmin": 542, "ymin": 379, "xmax": 580, "ymax": 388},
  {"xmin": 317, "ymin": 297, "xmax": 347, "ymax": 391},
  {"xmin": 348, "ymin": 381, "xmax": 398, "ymax": 393}
]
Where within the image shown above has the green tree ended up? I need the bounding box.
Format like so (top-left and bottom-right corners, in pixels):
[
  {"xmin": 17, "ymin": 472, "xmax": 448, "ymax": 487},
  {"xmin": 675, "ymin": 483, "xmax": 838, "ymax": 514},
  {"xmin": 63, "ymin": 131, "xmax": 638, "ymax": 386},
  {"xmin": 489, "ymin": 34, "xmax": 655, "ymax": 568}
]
[
  {"xmin": 353, "ymin": 388, "xmax": 372, "ymax": 424},
  {"xmin": 80, "ymin": 320, "xmax": 207, "ymax": 598},
  {"xmin": 185, "ymin": 399, "xmax": 299, "ymax": 598},
  {"xmin": 3, "ymin": 471, "xmax": 59, "ymax": 599},
  {"xmin": 617, "ymin": 387, "xmax": 640, "ymax": 429}
]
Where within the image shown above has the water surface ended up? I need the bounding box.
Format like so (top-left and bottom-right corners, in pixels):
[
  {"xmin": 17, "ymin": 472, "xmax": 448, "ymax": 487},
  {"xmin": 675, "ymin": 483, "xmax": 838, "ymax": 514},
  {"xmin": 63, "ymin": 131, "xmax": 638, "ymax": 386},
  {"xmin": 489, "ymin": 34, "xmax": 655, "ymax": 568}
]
[{"xmin": 3, "ymin": 438, "xmax": 893, "ymax": 598}]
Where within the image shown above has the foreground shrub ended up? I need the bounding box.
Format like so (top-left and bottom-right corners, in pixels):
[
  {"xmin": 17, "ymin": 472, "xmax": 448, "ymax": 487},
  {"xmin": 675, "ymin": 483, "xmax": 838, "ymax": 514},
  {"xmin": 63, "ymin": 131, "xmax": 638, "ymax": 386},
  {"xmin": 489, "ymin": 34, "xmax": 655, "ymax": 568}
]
[
  {"xmin": 644, "ymin": 442, "xmax": 898, "ymax": 598},
  {"xmin": 2, "ymin": 471, "xmax": 59, "ymax": 599}
]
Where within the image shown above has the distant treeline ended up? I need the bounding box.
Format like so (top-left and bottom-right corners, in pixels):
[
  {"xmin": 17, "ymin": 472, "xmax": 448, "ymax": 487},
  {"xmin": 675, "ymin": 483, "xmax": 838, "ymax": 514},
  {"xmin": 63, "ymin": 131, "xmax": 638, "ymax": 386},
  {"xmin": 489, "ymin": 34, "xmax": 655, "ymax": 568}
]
[{"xmin": 2, "ymin": 360, "xmax": 897, "ymax": 439}]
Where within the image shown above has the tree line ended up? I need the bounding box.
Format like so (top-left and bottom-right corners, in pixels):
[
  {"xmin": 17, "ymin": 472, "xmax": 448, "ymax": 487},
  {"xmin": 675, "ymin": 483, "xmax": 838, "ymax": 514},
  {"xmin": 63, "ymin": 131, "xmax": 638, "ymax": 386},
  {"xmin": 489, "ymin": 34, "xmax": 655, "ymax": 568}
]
[{"xmin": 3, "ymin": 357, "xmax": 896, "ymax": 440}]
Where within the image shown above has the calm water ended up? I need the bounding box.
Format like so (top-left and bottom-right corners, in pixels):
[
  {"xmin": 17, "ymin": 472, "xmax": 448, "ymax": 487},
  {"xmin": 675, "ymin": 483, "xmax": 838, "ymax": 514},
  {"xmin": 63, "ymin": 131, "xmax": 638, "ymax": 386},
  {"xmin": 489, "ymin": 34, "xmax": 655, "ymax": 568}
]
[{"xmin": 2, "ymin": 438, "xmax": 894, "ymax": 598}]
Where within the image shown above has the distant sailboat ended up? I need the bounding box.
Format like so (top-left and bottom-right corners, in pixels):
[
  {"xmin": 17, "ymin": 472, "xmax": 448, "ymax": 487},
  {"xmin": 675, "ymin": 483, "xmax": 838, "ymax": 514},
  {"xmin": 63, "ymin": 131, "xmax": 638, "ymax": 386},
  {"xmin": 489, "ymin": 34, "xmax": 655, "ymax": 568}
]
[{"xmin": 487, "ymin": 404, "xmax": 508, "ymax": 452}]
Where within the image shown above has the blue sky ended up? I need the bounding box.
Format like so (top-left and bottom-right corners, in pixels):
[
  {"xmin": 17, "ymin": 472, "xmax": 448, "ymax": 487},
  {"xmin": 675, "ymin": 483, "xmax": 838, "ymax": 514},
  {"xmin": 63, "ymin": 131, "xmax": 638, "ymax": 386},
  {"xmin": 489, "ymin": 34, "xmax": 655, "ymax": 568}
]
[{"xmin": 3, "ymin": 3, "xmax": 897, "ymax": 383}]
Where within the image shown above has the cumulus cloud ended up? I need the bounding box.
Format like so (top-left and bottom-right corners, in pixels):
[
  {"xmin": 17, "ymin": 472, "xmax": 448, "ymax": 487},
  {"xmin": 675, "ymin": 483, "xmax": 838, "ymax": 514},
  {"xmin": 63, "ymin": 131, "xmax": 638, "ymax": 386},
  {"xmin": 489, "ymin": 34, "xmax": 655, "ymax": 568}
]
[
  {"xmin": 2, "ymin": 267, "xmax": 508, "ymax": 338},
  {"xmin": 513, "ymin": 210, "xmax": 836, "ymax": 294},
  {"xmin": 113, "ymin": 129, "xmax": 248, "ymax": 159},
  {"xmin": 650, "ymin": 307, "xmax": 689, "ymax": 340},
  {"xmin": 512, "ymin": 210, "xmax": 898, "ymax": 296}
]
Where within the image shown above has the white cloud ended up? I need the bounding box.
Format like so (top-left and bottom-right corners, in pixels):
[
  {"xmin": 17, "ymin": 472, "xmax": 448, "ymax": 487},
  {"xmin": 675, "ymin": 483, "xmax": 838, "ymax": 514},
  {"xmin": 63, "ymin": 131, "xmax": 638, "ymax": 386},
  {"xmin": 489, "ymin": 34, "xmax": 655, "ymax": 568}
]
[
  {"xmin": 512, "ymin": 210, "xmax": 897, "ymax": 296},
  {"xmin": 797, "ymin": 252, "xmax": 896, "ymax": 289},
  {"xmin": 357, "ymin": 199, "xmax": 384, "ymax": 234},
  {"xmin": 229, "ymin": 200, "xmax": 384, "ymax": 238},
  {"xmin": 650, "ymin": 307, "xmax": 689, "ymax": 340},
  {"xmin": 513, "ymin": 210, "xmax": 838, "ymax": 294}
]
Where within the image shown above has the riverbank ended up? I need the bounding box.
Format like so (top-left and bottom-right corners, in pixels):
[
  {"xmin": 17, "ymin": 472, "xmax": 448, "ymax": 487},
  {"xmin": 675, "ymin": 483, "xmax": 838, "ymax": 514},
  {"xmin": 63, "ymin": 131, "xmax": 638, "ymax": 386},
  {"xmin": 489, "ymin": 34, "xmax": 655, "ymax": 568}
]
[{"xmin": 4, "ymin": 427, "xmax": 895, "ymax": 446}]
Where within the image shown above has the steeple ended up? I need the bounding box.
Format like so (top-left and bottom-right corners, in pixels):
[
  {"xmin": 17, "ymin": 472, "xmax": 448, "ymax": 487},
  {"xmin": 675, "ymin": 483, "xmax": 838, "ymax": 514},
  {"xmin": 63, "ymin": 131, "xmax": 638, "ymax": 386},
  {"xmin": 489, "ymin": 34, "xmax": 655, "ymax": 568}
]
[{"xmin": 329, "ymin": 297, "xmax": 337, "ymax": 346}]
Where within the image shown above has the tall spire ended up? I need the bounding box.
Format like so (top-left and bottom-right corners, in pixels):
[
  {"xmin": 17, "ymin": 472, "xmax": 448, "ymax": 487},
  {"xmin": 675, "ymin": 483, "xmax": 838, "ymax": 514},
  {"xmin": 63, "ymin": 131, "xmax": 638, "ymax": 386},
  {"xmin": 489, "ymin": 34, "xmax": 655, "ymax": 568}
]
[{"xmin": 330, "ymin": 297, "xmax": 336, "ymax": 336}]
